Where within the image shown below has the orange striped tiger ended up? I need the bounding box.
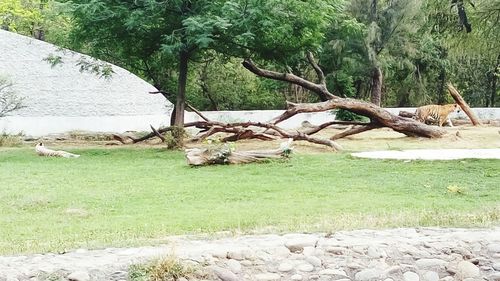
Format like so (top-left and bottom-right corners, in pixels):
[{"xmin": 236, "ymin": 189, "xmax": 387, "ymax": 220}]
[
  {"xmin": 35, "ymin": 143, "xmax": 80, "ymax": 158},
  {"xmin": 414, "ymin": 104, "xmax": 460, "ymax": 127}
]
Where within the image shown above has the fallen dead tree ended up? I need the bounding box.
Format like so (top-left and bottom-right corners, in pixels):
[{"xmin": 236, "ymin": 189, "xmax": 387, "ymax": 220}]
[
  {"xmin": 115, "ymin": 52, "xmax": 446, "ymax": 149},
  {"xmin": 185, "ymin": 139, "xmax": 293, "ymax": 166}
]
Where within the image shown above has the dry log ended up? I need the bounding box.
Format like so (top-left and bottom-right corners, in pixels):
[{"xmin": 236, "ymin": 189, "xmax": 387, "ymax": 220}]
[
  {"xmin": 150, "ymin": 125, "xmax": 166, "ymax": 142},
  {"xmin": 447, "ymin": 83, "xmax": 481, "ymax": 126},
  {"xmin": 127, "ymin": 53, "xmax": 448, "ymax": 149},
  {"xmin": 399, "ymin": 111, "xmax": 415, "ymax": 118},
  {"xmin": 242, "ymin": 57, "xmax": 446, "ymax": 139},
  {"xmin": 185, "ymin": 139, "xmax": 293, "ymax": 166},
  {"xmin": 331, "ymin": 124, "xmax": 381, "ymax": 140}
]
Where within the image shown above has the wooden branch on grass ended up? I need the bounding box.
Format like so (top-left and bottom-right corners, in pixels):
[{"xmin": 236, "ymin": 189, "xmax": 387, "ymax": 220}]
[{"xmin": 185, "ymin": 139, "xmax": 293, "ymax": 166}]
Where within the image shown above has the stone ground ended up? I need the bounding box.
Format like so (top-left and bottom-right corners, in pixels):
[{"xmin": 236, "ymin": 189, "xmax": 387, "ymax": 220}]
[{"xmin": 1, "ymin": 228, "xmax": 500, "ymax": 281}]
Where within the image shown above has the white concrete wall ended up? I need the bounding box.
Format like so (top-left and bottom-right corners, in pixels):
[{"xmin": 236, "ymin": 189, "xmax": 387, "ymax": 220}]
[
  {"xmin": 185, "ymin": 110, "xmax": 334, "ymax": 129},
  {"xmin": 0, "ymin": 115, "xmax": 169, "ymax": 136},
  {"xmin": 0, "ymin": 30, "xmax": 171, "ymax": 118},
  {"xmin": 1, "ymin": 108, "xmax": 499, "ymax": 137}
]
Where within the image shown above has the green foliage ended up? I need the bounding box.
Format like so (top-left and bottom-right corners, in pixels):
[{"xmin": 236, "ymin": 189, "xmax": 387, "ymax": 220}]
[
  {"xmin": 0, "ymin": 0, "xmax": 71, "ymax": 43},
  {"xmin": 4, "ymin": 0, "xmax": 498, "ymax": 109},
  {"xmin": 334, "ymin": 109, "xmax": 369, "ymax": 122},
  {"xmin": 187, "ymin": 56, "xmax": 285, "ymax": 110},
  {"xmin": 63, "ymin": 0, "xmax": 341, "ymax": 115}
]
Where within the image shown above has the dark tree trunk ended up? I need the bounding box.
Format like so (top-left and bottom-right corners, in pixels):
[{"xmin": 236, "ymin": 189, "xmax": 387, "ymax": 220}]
[
  {"xmin": 490, "ymin": 74, "xmax": 497, "ymax": 107},
  {"xmin": 370, "ymin": 67, "xmax": 383, "ymax": 106},
  {"xmin": 370, "ymin": 0, "xmax": 377, "ymax": 21},
  {"xmin": 170, "ymin": 104, "xmax": 177, "ymax": 126},
  {"xmin": 354, "ymin": 79, "xmax": 363, "ymax": 99},
  {"xmin": 398, "ymin": 92, "xmax": 409, "ymax": 107},
  {"xmin": 33, "ymin": 29, "xmax": 45, "ymax": 41},
  {"xmin": 174, "ymin": 50, "xmax": 189, "ymax": 126},
  {"xmin": 488, "ymin": 57, "xmax": 499, "ymax": 107},
  {"xmin": 437, "ymin": 68, "xmax": 446, "ymax": 104},
  {"xmin": 199, "ymin": 63, "xmax": 219, "ymax": 111},
  {"xmin": 455, "ymin": 0, "xmax": 472, "ymax": 33}
]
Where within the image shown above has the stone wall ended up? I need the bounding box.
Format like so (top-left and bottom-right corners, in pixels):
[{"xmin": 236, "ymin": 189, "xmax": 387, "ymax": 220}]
[
  {"xmin": 2, "ymin": 108, "xmax": 499, "ymax": 137},
  {"xmin": 0, "ymin": 30, "xmax": 171, "ymax": 135}
]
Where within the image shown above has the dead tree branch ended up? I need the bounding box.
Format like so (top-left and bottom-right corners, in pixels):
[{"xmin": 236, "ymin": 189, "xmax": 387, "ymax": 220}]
[
  {"xmin": 150, "ymin": 125, "xmax": 166, "ymax": 142},
  {"xmin": 242, "ymin": 59, "xmax": 446, "ymax": 139},
  {"xmin": 306, "ymin": 51, "xmax": 326, "ymax": 85},
  {"xmin": 331, "ymin": 124, "xmax": 381, "ymax": 140},
  {"xmin": 447, "ymin": 83, "xmax": 482, "ymax": 126}
]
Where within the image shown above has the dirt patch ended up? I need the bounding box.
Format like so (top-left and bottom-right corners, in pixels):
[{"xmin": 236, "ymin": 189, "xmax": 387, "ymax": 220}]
[{"xmin": 10, "ymin": 124, "xmax": 500, "ymax": 153}]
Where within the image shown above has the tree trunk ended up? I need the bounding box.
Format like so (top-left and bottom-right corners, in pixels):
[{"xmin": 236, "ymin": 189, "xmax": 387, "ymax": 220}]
[
  {"xmin": 437, "ymin": 68, "xmax": 446, "ymax": 104},
  {"xmin": 174, "ymin": 50, "xmax": 189, "ymax": 126},
  {"xmin": 447, "ymin": 83, "xmax": 481, "ymax": 125},
  {"xmin": 490, "ymin": 73, "xmax": 497, "ymax": 107},
  {"xmin": 370, "ymin": 66, "xmax": 383, "ymax": 106}
]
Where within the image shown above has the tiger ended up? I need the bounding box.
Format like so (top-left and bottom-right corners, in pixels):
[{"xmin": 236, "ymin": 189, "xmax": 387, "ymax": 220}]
[
  {"xmin": 414, "ymin": 103, "xmax": 460, "ymax": 127},
  {"xmin": 35, "ymin": 143, "xmax": 80, "ymax": 158}
]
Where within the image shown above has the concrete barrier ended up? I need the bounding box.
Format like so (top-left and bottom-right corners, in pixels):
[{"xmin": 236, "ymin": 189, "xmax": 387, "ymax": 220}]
[{"xmin": 2, "ymin": 108, "xmax": 499, "ymax": 137}]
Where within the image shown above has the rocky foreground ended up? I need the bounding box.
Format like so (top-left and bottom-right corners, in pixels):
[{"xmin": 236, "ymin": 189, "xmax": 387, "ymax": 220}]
[{"xmin": 1, "ymin": 228, "xmax": 500, "ymax": 281}]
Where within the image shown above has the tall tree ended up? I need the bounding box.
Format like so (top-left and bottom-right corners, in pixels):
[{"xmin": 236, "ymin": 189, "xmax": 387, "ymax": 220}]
[
  {"xmin": 0, "ymin": 0, "xmax": 70, "ymax": 42},
  {"xmin": 347, "ymin": 0, "xmax": 423, "ymax": 106},
  {"xmin": 65, "ymin": 0, "xmax": 337, "ymax": 126}
]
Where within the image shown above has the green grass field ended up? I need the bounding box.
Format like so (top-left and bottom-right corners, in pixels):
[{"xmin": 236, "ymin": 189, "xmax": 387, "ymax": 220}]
[{"xmin": 0, "ymin": 147, "xmax": 499, "ymax": 254}]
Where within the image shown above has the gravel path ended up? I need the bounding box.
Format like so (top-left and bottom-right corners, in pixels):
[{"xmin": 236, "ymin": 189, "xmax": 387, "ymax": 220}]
[
  {"xmin": 1, "ymin": 227, "xmax": 500, "ymax": 281},
  {"xmin": 352, "ymin": 149, "xmax": 500, "ymax": 160}
]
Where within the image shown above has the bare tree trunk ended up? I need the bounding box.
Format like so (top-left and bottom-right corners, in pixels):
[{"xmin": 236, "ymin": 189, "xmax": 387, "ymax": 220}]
[
  {"xmin": 174, "ymin": 50, "xmax": 189, "ymax": 126},
  {"xmin": 490, "ymin": 73, "xmax": 497, "ymax": 107},
  {"xmin": 447, "ymin": 83, "xmax": 481, "ymax": 125},
  {"xmin": 437, "ymin": 68, "xmax": 446, "ymax": 104},
  {"xmin": 199, "ymin": 61, "xmax": 219, "ymax": 110},
  {"xmin": 370, "ymin": 66, "xmax": 383, "ymax": 106}
]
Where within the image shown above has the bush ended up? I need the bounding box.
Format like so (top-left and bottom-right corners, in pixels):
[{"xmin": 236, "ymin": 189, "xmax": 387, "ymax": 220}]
[
  {"xmin": 333, "ymin": 109, "xmax": 369, "ymax": 122},
  {"xmin": 0, "ymin": 132, "xmax": 23, "ymax": 147},
  {"xmin": 0, "ymin": 77, "xmax": 25, "ymax": 117},
  {"xmin": 129, "ymin": 256, "xmax": 207, "ymax": 281}
]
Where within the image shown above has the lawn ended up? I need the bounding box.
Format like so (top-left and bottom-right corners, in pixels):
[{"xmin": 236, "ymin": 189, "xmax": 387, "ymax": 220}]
[{"xmin": 0, "ymin": 146, "xmax": 499, "ymax": 254}]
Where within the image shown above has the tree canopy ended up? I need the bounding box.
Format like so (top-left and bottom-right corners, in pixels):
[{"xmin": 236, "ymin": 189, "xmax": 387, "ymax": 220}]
[{"xmin": 3, "ymin": 0, "xmax": 498, "ymax": 112}]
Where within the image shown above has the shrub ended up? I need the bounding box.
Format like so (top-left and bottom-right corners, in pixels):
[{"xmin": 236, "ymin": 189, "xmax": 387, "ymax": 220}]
[
  {"xmin": 0, "ymin": 131, "xmax": 23, "ymax": 147},
  {"xmin": 129, "ymin": 256, "xmax": 205, "ymax": 281},
  {"xmin": 333, "ymin": 109, "xmax": 369, "ymax": 122}
]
